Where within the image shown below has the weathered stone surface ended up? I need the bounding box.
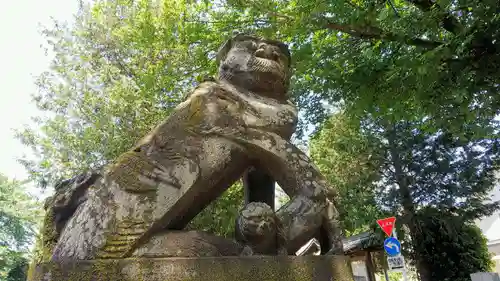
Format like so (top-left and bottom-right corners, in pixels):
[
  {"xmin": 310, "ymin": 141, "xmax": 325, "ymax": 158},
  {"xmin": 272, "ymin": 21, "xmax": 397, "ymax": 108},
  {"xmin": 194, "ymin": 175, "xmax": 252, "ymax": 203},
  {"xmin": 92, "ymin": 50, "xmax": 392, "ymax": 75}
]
[
  {"xmin": 50, "ymin": 34, "xmax": 298, "ymax": 261},
  {"xmin": 198, "ymin": 120, "xmax": 344, "ymax": 253},
  {"xmin": 59, "ymin": 135, "xmax": 245, "ymax": 258},
  {"xmin": 40, "ymin": 170, "xmax": 102, "ymax": 262},
  {"xmin": 47, "ymin": 33, "xmax": 348, "ymax": 271},
  {"xmin": 29, "ymin": 255, "xmax": 354, "ymax": 281},
  {"xmin": 235, "ymin": 202, "xmax": 287, "ymax": 255},
  {"xmin": 199, "ymin": 33, "xmax": 345, "ymax": 255},
  {"xmin": 132, "ymin": 230, "xmax": 243, "ymax": 258},
  {"xmin": 51, "ymin": 77, "xmax": 298, "ymax": 260}
]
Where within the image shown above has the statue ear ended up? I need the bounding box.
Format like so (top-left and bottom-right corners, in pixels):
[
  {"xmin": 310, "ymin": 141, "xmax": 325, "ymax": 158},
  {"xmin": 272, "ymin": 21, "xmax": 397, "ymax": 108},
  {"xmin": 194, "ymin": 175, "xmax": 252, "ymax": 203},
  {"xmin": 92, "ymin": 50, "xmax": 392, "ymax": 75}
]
[
  {"xmin": 215, "ymin": 32, "xmax": 252, "ymax": 64},
  {"xmin": 216, "ymin": 32, "xmax": 241, "ymax": 64},
  {"xmin": 215, "ymin": 38, "xmax": 232, "ymax": 65}
]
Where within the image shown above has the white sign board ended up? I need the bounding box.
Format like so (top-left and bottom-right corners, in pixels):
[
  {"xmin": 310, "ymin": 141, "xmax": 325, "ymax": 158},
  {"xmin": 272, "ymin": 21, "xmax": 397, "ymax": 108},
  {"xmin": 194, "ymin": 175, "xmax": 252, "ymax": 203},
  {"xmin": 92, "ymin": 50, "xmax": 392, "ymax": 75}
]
[{"xmin": 387, "ymin": 255, "xmax": 405, "ymax": 271}]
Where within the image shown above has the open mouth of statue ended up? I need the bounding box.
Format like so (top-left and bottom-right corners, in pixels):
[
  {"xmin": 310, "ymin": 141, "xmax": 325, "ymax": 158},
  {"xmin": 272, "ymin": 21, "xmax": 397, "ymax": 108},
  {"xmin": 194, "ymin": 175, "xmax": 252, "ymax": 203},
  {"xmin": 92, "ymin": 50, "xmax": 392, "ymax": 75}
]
[{"xmin": 250, "ymin": 56, "xmax": 285, "ymax": 78}]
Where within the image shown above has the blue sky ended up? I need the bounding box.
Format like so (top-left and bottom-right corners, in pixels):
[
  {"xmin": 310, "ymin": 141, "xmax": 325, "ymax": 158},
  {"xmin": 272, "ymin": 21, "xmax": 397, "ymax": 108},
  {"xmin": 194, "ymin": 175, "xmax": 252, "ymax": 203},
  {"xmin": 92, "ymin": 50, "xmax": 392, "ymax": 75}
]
[{"xmin": 0, "ymin": 0, "xmax": 79, "ymax": 197}]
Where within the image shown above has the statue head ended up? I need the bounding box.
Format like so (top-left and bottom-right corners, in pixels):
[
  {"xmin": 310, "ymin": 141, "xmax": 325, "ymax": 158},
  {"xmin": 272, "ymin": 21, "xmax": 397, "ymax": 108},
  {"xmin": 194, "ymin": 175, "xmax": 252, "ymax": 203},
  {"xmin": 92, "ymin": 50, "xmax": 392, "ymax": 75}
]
[
  {"xmin": 236, "ymin": 202, "xmax": 277, "ymax": 245},
  {"xmin": 216, "ymin": 33, "xmax": 292, "ymax": 100}
]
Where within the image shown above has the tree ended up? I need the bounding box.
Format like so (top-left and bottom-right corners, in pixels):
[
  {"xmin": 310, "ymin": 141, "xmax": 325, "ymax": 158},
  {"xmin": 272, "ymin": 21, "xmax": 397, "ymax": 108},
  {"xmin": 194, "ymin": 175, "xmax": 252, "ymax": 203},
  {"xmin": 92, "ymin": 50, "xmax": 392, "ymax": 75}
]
[
  {"xmin": 5, "ymin": 257, "xmax": 29, "ymax": 281},
  {"xmin": 218, "ymin": 0, "xmax": 500, "ymax": 136},
  {"xmin": 20, "ymin": 0, "xmax": 500, "ymax": 187},
  {"xmin": 370, "ymin": 116, "xmax": 498, "ymax": 281},
  {"xmin": 16, "ymin": 0, "xmax": 253, "ymax": 235},
  {"xmin": 309, "ymin": 111, "xmax": 387, "ymax": 235},
  {"xmin": 187, "ymin": 182, "xmax": 244, "ymax": 237},
  {"xmin": 413, "ymin": 207, "xmax": 493, "ymax": 281},
  {"xmin": 17, "ymin": 0, "xmax": 224, "ymax": 187},
  {"xmin": 0, "ymin": 174, "xmax": 42, "ymax": 279},
  {"xmin": 309, "ymin": 111, "xmax": 499, "ymax": 281},
  {"xmin": 16, "ymin": 0, "xmax": 500, "ymax": 257}
]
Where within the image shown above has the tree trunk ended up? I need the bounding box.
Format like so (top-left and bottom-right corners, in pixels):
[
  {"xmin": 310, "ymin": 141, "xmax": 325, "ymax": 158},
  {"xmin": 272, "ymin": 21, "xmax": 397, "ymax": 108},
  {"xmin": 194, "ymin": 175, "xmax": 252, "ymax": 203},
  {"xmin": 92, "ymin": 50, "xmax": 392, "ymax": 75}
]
[{"xmin": 387, "ymin": 126, "xmax": 431, "ymax": 281}]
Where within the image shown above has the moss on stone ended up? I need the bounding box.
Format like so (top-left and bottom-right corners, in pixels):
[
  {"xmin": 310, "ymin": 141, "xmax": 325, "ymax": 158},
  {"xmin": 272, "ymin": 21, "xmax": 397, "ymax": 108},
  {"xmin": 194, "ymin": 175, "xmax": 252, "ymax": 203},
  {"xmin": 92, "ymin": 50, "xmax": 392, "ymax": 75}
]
[
  {"xmin": 28, "ymin": 255, "xmax": 355, "ymax": 281},
  {"xmin": 107, "ymin": 150, "xmax": 158, "ymax": 193},
  {"xmin": 37, "ymin": 206, "xmax": 58, "ymax": 263},
  {"xmin": 26, "ymin": 260, "xmax": 37, "ymax": 281},
  {"xmin": 186, "ymin": 93, "xmax": 205, "ymax": 127}
]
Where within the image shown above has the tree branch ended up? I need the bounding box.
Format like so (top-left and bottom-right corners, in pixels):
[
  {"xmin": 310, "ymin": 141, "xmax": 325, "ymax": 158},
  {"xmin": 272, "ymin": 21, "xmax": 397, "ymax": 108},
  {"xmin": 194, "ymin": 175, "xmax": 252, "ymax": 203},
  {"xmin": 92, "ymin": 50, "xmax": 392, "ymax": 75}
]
[
  {"xmin": 323, "ymin": 21, "xmax": 443, "ymax": 49},
  {"xmin": 232, "ymin": 0, "xmax": 294, "ymax": 21},
  {"xmin": 405, "ymin": 0, "xmax": 465, "ymax": 35}
]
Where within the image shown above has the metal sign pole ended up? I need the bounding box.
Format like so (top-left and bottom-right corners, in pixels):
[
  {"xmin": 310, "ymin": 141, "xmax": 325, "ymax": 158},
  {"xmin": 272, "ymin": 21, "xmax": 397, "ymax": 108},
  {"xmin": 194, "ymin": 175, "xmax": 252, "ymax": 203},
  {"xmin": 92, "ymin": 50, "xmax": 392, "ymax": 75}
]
[
  {"xmin": 379, "ymin": 217, "xmax": 409, "ymax": 281},
  {"xmin": 392, "ymin": 229, "xmax": 408, "ymax": 281}
]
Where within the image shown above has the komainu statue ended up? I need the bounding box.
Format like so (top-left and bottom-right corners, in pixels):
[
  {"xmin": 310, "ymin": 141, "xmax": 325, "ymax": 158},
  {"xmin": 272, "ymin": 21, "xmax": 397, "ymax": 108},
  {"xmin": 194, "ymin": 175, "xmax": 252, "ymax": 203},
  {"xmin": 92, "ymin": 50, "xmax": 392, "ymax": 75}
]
[{"xmin": 41, "ymin": 33, "xmax": 345, "ymax": 262}]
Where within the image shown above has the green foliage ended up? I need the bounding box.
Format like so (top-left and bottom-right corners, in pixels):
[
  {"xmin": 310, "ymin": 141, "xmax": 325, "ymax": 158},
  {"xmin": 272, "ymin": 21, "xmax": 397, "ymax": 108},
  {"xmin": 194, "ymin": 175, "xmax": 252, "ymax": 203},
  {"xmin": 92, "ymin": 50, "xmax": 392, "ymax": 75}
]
[
  {"xmin": 363, "ymin": 115, "xmax": 500, "ymax": 222},
  {"xmin": 16, "ymin": 0, "xmax": 255, "ymax": 236},
  {"xmin": 20, "ymin": 0, "xmax": 500, "ymax": 187},
  {"xmin": 14, "ymin": 0, "xmax": 500, "ymax": 271},
  {"xmin": 413, "ymin": 207, "xmax": 493, "ymax": 281},
  {"xmin": 310, "ymin": 111, "xmax": 499, "ymax": 280},
  {"xmin": 387, "ymin": 272, "xmax": 403, "ymax": 281},
  {"xmin": 310, "ymin": 111, "xmax": 387, "ymax": 235},
  {"xmin": 187, "ymin": 182, "xmax": 244, "ymax": 238},
  {"xmin": 5, "ymin": 257, "xmax": 28, "ymax": 281},
  {"xmin": 0, "ymin": 174, "xmax": 42, "ymax": 280},
  {"xmin": 220, "ymin": 0, "xmax": 500, "ymax": 136},
  {"xmin": 314, "ymin": 111, "xmax": 500, "ymax": 229},
  {"xmin": 17, "ymin": 0, "xmax": 227, "ymax": 186}
]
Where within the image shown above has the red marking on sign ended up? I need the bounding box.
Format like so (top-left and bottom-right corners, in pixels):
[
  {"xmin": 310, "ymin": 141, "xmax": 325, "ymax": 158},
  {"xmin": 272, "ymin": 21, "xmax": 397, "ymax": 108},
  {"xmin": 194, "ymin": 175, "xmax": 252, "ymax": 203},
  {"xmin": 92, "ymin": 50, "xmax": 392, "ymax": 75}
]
[{"xmin": 377, "ymin": 217, "xmax": 396, "ymax": 237}]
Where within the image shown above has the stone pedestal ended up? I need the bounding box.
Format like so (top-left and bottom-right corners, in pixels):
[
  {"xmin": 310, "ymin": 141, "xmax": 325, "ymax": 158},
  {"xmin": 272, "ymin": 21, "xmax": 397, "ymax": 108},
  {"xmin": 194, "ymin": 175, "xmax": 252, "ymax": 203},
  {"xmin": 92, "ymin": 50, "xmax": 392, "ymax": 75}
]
[{"xmin": 29, "ymin": 255, "xmax": 354, "ymax": 281}]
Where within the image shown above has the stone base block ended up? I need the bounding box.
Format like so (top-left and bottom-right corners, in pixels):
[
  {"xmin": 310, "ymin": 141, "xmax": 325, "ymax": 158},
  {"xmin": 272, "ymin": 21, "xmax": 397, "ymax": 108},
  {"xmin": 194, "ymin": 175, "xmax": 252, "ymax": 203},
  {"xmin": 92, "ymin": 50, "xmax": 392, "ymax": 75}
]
[{"xmin": 29, "ymin": 255, "xmax": 354, "ymax": 281}]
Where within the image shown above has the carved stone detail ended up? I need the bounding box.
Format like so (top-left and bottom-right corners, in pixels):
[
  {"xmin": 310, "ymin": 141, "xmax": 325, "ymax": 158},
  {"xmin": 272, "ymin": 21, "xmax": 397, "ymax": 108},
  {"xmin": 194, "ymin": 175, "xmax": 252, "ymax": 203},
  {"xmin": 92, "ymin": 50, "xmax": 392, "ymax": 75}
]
[
  {"xmin": 235, "ymin": 202, "xmax": 287, "ymax": 255},
  {"xmin": 132, "ymin": 230, "xmax": 244, "ymax": 257},
  {"xmin": 41, "ymin": 33, "xmax": 346, "ymax": 263}
]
